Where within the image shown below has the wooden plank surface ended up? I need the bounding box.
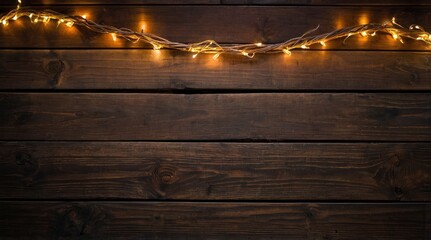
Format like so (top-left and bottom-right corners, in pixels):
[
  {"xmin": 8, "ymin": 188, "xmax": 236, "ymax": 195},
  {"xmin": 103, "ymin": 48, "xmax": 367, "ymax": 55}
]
[
  {"xmin": 1, "ymin": 93, "xmax": 430, "ymax": 141},
  {"xmin": 0, "ymin": 201, "xmax": 429, "ymax": 239},
  {"xmin": 1, "ymin": 50, "xmax": 431, "ymax": 90},
  {"xmin": 2, "ymin": 0, "xmax": 429, "ymax": 5},
  {"xmin": 0, "ymin": 6, "xmax": 430, "ymax": 50},
  {"xmin": 1, "ymin": 142, "xmax": 430, "ymax": 200},
  {"xmin": 0, "ymin": 93, "xmax": 430, "ymax": 141}
]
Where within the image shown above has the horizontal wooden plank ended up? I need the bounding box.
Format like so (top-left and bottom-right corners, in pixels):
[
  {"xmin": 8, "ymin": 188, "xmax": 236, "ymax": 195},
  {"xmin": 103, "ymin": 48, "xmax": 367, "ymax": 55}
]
[
  {"xmin": 1, "ymin": 50, "xmax": 431, "ymax": 90},
  {"xmin": 224, "ymin": 0, "xmax": 431, "ymax": 4},
  {"xmin": 0, "ymin": 202, "xmax": 429, "ymax": 239},
  {"xmin": 0, "ymin": 93, "xmax": 429, "ymax": 141},
  {"xmin": 0, "ymin": 6, "xmax": 430, "ymax": 50},
  {"xmin": 2, "ymin": 0, "xmax": 429, "ymax": 5},
  {"xmin": 1, "ymin": 142, "xmax": 430, "ymax": 200},
  {"xmin": 3, "ymin": 0, "xmax": 220, "ymax": 4}
]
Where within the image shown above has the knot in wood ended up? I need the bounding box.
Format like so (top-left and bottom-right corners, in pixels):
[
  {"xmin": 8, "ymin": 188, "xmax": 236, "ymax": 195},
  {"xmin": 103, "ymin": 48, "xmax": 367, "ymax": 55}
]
[
  {"xmin": 390, "ymin": 155, "xmax": 401, "ymax": 167},
  {"xmin": 154, "ymin": 165, "xmax": 177, "ymax": 185},
  {"xmin": 54, "ymin": 204, "xmax": 110, "ymax": 238},
  {"xmin": 46, "ymin": 59, "xmax": 65, "ymax": 86},
  {"xmin": 15, "ymin": 151, "xmax": 38, "ymax": 176}
]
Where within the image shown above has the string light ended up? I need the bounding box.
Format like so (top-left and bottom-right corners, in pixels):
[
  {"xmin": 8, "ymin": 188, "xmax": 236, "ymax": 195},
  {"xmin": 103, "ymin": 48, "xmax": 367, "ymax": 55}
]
[
  {"xmin": 212, "ymin": 52, "xmax": 221, "ymax": 60},
  {"xmin": 283, "ymin": 49, "xmax": 292, "ymax": 55},
  {"xmin": 1, "ymin": 1, "xmax": 430, "ymax": 59}
]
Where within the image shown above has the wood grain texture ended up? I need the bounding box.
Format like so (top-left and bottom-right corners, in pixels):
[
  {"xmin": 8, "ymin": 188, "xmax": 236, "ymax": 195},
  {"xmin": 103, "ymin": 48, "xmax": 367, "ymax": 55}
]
[
  {"xmin": 0, "ymin": 6, "xmax": 430, "ymax": 50},
  {"xmin": 223, "ymin": 0, "xmax": 431, "ymax": 4},
  {"xmin": 2, "ymin": 0, "xmax": 429, "ymax": 5},
  {"xmin": 0, "ymin": 93, "xmax": 430, "ymax": 141},
  {"xmin": 1, "ymin": 142, "xmax": 430, "ymax": 200},
  {"xmin": 0, "ymin": 201, "xmax": 429, "ymax": 239},
  {"xmin": 1, "ymin": 50, "xmax": 431, "ymax": 90}
]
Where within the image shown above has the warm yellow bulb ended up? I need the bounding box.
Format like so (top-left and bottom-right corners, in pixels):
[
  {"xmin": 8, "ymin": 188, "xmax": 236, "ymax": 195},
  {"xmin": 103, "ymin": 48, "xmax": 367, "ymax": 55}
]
[
  {"xmin": 65, "ymin": 21, "xmax": 74, "ymax": 27},
  {"xmin": 282, "ymin": 49, "xmax": 292, "ymax": 55},
  {"xmin": 392, "ymin": 32, "xmax": 398, "ymax": 40},
  {"xmin": 29, "ymin": 13, "xmax": 33, "ymax": 19},
  {"xmin": 82, "ymin": 15, "xmax": 87, "ymax": 19},
  {"xmin": 301, "ymin": 45, "xmax": 309, "ymax": 49},
  {"xmin": 2, "ymin": 20, "xmax": 8, "ymax": 26},
  {"xmin": 192, "ymin": 53, "xmax": 198, "ymax": 58},
  {"xmin": 152, "ymin": 44, "xmax": 161, "ymax": 50},
  {"xmin": 360, "ymin": 31, "xmax": 367, "ymax": 37},
  {"xmin": 255, "ymin": 42, "xmax": 263, "ymax": 47},
  {"xmin": 111, "ymin": 33, "xmax": 117, "ymax": 41},
  {"xmin": 320, "ymin": 41, "xmax": 326, "ymax": 46},
  {"xmin": 212, "ymin": 53, "xmax": 221, "ymax": 60},
  {"xmin": 12, "ymin": 15, "xmax": 18, "ymax": 20}
]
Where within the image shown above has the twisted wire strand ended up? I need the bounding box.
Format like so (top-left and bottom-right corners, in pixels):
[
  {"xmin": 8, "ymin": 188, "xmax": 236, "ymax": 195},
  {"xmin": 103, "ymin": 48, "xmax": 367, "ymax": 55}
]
[{"xmin": 1, "ymin": 7, "xmax": 430, "ymax": 58}]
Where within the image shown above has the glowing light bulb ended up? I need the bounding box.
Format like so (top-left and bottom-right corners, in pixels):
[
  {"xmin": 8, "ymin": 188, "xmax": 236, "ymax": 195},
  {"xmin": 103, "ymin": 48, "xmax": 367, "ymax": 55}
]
[
  {"xmin": 320, "ymin": 41, "xmax": 326, "ymax": 46},
  {"xmin": 392, "ymin": 32, "xmax": 398, "ymax": 40},
  {"xmin": 111, "ymin": 33, "xmax": 117, "ymax": 41},
  {"xmin": 18, "ymin": 0, "xmax": 21, "ymax": 3},
  {"xmin": 43, "ymin": 16, "xmax": 50, "ymax": 23},
  {"xmin": 301, "ymin": 45, "xmax": 309, "ymax": 49},
  {"xmin": 2, "ymin": 20, "xmax": 8, "ymax": 26},
  {"xmin": 370, "ymin": 32, "xmax": 376, "ymax": 36},
  {"xmin": 283, "ymin": 49, "xmax": 292, "ymax": 55},
  {"xmin": 65, "ymin": 21, "xmax": 74, "ymax": 27},
  {"xmin": 152, "ymin": 44, "xmax": 161, "ymax": 50},
  {"xmin": 82, "ymin": 15, "xmax": 87, "ymax": 19},
  {"xmin": 34, "ymin": 18, "xmax": 38, "ymax": 23},
  {"xmin": 212, "ymin": 52, "xmax": 221, "ymax": 60},
  {"xmin": 360, "ymin": 31, "xmax": 367, "ymax": 37},
  {"xmin": 255, "ymin": 42, "xmax": 263, "ymax": 47},
  {"xmin": 29, "ymin": 13, "xmax": 33, "ymax": 19},
  {"xmin": 192, "ymin": 53, "xmax": 198, "ymax": 58},
  {"xmin": 12, "ymin": 15, "xmax": 18, "ymax": 20}
]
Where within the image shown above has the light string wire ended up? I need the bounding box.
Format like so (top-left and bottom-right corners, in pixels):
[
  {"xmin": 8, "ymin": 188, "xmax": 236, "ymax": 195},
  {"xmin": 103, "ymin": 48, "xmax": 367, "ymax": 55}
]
[{"xmin": 1, "ymin": 1, "xmax": 431, "ymax": 59}]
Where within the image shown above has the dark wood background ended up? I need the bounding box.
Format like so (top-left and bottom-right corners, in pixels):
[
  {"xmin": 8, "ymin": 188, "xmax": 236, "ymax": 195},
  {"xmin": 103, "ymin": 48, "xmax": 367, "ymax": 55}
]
[{"xmin": 0, "ymin": 0, "xmax": 430, "ymax": 239}]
